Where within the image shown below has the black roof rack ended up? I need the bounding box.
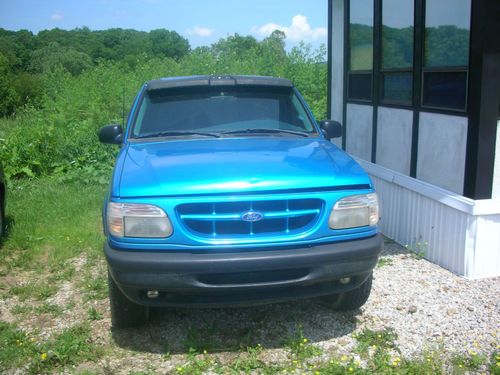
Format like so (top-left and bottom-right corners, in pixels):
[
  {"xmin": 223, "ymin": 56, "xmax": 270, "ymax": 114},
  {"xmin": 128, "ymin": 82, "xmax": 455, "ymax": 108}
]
[{"xmin": 145, "ymin": 75, "xmax": 294, "ymax": 91}]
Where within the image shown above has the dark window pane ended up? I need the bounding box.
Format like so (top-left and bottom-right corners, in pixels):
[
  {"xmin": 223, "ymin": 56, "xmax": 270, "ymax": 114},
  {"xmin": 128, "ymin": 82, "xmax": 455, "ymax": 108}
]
[
  {"xmin": 425, "ymin": 0, "xmax": 471, "ymax": 67},
  {"xmin": 349, "ymin": 0, "xmax": 374, "ymax": 70},
  {"xmin": 422, "ymin": 71, "xmax": 467, "ymax": 110},
  {"xmin": 382, "ymin": 72, "xmax": 412, "ymax": 103},
  {"xmin": 348, "ymin": 73, "xmax": 372, "ymax": 100},
  {"xmin": 382, "ymin": 0, "xmax": 414, "ymax": 69},
  {"xmin": 132, "ymin": 87, "xmax": 316, "ymax": 136}
]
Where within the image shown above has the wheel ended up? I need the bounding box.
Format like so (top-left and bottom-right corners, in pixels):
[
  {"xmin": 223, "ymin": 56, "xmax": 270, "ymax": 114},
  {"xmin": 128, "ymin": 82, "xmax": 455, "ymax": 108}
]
[
  {"xmin": 108, "ymin": 270, "xmax": 149, "ymax": 328},
  {"xmin": 317, "ymin": 273, "xmax": 373, "ymax": 310}
]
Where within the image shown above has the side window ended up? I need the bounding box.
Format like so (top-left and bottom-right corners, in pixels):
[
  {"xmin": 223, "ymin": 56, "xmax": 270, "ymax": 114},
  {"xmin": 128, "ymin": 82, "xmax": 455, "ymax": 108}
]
[
  {"xmin": 380, "ymin": 0, "xmax": 414, "ymax": 104},
  {"xmin": 132, "ymin": 95, "xmax": 149, "ymax": 136},
  {"xmin": 422, "ymin": 0, "xmax": 471, "ymax": 110},
  {"xmin": 348, "ymin": 0, "xmax": 374, "ymax": 101},
  {"xmin": 290, "ymin": 94, "xmax": 313, "ymax": 131}
]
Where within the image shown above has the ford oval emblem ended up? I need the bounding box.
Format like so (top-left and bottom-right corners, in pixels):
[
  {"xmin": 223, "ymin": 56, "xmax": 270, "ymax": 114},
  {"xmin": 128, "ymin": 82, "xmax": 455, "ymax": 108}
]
[{"xmin": 241, "ymin": 211, "xmax": 264, "ymax": 222}]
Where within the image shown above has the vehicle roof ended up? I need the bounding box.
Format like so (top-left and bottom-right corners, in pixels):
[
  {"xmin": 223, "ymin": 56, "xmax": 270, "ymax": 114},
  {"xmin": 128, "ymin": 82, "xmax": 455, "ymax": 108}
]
[{"xmin": 145, "ymin": 75, "xmax": 294, "ymax": 92}]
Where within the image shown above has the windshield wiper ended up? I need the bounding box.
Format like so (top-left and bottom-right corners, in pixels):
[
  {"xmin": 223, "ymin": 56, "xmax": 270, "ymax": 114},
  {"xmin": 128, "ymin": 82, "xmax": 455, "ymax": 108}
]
[
  {"xmin": 221, "ymin": 128, "xmax": 310, "ymax": 137},
  {"xmin": 134, "ymin": 131, "xmax": 220, "ymax": 139}
]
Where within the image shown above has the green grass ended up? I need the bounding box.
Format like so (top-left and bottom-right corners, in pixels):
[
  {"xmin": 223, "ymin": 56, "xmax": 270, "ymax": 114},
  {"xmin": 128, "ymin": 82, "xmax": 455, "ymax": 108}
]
[
  {"xmin": 0, "ymin": 321, "xmax": 103, "ymax": 373},
  {"xmin": 87, "ymin": 307, "xmax": 103, "ymax": 321},
  {"xmin": 2, "ymin": 178, "xmax": 106, "ymax": 272},
  {"xmin": 82, "ymin": 274, "xmax": 108, "ymax": 301},
  {"xmin": 183, "ymin": 325, "xmax": 219, "ymax": 353},
  {"xmin": 405, "ymin": 242, "xmax": 427, "ymax": 260},
  {"xmin": 452, "ymin": 351, "xmax": 488, "ymax": 373},
  {"xmin": 354, "ymin": 328, "xmax": 398, "ymax": 355},
  {"xmin": 9, "ymin": 279, "xmax": 58, "ymax": 301},
  {"xmin": 489, "ymin": 351, "xmax": 500, "ymax": 375},
  {"xmin": 377, "ymin": 257, "xmax": 394, "ymax": 268},
  {"xmin": 285, "ymin": 327, "xmax": 322, "ymax": 362},
  {"xmin": 10, "ymin": 304, "xmax": 32, "ymax": 315},
  {"xmin": 34, "ymin": 303, "xmax": 64, "ymax": 317}
]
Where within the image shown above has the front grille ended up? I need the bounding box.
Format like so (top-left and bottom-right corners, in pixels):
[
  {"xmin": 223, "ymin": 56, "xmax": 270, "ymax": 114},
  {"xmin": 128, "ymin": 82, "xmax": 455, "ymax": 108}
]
[{"xmin": 176, "ymin": 199, "xmax": 323, "ymax": 238}]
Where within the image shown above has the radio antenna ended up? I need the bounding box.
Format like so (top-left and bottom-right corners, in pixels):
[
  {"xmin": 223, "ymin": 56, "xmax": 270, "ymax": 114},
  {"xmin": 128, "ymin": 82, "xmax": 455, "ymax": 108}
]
[{"xmin": 121, "ymin": 87, "xmax": 125, "ymax": 128}]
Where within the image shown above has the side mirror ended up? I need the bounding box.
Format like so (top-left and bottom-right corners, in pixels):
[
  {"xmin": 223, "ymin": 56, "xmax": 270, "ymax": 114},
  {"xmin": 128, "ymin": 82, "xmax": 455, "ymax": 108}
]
[
  {"xmin": 99, "ymin": 124, "xmax": 123, "ymax": 145},
  {"xmin": 319, "ymin": 120, "xmax": 342, "ymax": 139}
]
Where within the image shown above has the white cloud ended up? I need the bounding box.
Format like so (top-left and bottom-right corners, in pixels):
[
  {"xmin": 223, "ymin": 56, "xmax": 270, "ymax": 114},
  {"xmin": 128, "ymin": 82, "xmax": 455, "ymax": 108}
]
[
  {"xmin": 51, "ymin": 12, "xmax": 63, "ymax": 21},
  {"xmin": 186, "ymin": 26, "xmax": 214, "ymax": 37},
  {"xmin": 251, "ymin": 14, "xmax": 327, "ymax": 42}
]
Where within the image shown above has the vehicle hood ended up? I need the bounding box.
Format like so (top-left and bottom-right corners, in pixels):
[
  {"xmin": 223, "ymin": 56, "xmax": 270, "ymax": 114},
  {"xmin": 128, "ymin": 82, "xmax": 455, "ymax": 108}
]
[{"xmin": 114, "ymin": 138, "xmax": 372, "ymax": 198}]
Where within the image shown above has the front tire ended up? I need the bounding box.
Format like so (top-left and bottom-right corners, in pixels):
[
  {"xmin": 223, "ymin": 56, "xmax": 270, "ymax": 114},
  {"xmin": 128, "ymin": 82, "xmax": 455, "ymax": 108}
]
[
  {"xmin": 317, "ymin": 273, "xmax": 373, "ymax": 310},
  {"xmin": 108, "ymin": 270, "xmax": 149, "ymax": 328}
]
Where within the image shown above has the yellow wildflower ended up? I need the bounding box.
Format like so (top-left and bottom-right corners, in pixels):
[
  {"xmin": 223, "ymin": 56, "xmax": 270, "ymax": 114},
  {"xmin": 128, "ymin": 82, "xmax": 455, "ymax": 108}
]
[
  {"xmin": 348, "ymin": 367, "xmax": 354, "ymax": 372},
  {"xmin": 341, "ymin": 355, "xmax": 348, "ymax": 361},
  {"xmin": 303, "ymin": 338, "xmax": 308, "ymax": 343},
  {"xmin": 40, "ymin": 353, "xmax": 47, "ymax": 361}
]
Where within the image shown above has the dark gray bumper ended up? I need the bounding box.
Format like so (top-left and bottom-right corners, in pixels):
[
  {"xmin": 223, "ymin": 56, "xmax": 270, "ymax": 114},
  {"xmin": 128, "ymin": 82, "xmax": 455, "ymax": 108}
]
[{"xmin": 105, "ymin": 234, "xmax": 383, "ymax": 307}]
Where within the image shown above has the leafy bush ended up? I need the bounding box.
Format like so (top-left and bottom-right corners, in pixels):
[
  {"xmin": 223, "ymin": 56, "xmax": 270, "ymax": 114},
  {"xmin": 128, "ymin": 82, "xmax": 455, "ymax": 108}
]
[{"xmin": 0, "ymin": 38, "xmax": 327, "ymax": 184}]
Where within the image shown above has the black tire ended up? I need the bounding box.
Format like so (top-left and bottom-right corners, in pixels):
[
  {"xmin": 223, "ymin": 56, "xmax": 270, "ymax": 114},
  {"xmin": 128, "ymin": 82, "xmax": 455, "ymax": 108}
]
[
  {"xmin": 108, "ymin": 270, "xmax": 149, "ymax": 328},
  {"xmin": 317, "ymin": 273, "xmax": 373, "ymax": 310}
]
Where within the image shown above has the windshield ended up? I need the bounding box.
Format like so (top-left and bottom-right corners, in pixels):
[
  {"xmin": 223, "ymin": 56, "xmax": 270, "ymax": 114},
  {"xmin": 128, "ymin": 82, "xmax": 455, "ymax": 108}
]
[{"xmin": 131, "ymin": 86, "xmax": 317, "ymax": 139}]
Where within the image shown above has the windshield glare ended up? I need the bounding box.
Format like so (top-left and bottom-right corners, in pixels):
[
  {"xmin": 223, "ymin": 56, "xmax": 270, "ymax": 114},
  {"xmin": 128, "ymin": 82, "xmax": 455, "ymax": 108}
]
[{"xmin": 131, "ymin": 86, "xmax": 317, "ymax": 138}]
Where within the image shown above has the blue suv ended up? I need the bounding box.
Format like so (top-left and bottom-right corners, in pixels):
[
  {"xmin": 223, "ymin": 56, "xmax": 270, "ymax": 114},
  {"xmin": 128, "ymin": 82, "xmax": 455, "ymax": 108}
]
[{"xmin": 99, "ymin": 76, "xmax": 382, "ymax": 328}]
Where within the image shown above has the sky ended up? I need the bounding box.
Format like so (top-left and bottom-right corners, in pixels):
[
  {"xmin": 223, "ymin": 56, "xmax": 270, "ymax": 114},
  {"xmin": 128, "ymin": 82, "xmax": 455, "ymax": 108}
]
[{"xmin": 0, "ymin": 0, "xmax": 328, "ymax": 49}]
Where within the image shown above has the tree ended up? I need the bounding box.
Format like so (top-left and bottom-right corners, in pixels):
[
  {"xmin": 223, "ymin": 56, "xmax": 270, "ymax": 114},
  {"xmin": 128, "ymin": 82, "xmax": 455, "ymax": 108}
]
[
  {"xmin": 29, "ymin": 42, "xmax": 93, "ymax": 75},
  {"xmin": 0, "ymin": 53, "xmax": 20, "ymax": 116},
  {"xmin": 149, "ymin": 29, "xmax": 190, "ymax": 59},
  {"xmin": 211, "ymin": 34, "xmax": 259, "ymax": 58}
]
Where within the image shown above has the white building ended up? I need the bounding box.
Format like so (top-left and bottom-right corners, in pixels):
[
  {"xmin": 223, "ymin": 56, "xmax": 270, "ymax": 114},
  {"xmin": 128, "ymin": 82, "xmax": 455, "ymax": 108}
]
[{"xmin": 327, "ymin": 0, "xmax": 500, "ymax": 278}]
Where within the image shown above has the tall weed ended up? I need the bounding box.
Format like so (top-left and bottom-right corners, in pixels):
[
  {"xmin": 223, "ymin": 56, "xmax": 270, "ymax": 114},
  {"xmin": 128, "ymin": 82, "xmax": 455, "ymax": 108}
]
[{"xmin": 0, "ymin": 45, "xmax": 327, "ymax": 183}]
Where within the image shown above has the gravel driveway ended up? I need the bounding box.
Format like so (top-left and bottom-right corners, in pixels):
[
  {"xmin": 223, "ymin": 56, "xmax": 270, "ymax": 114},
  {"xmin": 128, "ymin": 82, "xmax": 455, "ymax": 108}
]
[{"xmin": 2, "ymin": 239, "xmax": 499, "ymax": 373}]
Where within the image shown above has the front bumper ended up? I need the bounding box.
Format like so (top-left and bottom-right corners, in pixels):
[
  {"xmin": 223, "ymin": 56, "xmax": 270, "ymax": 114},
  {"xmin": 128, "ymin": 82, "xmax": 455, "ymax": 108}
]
[{"xmin": 105, "ymin": 234, "xmax": 383, "ymax": 307}]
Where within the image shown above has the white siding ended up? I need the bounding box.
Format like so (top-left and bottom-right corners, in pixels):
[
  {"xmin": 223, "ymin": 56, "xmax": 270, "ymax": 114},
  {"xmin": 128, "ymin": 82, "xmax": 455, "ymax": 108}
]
[
  {"xmin": 346, "ymin": 103, "xmax": 373, "ymax": 161},
  {"xmin": 376, "ymin": 107, "xmax": 413, "ymax": 175},
  {"xmin": 417, "ymin": 112, "xmax": 468, "ymax": 194},
  {"xmin": 357, "ymin": 158, "xmax": 500, "ymax": 279}
]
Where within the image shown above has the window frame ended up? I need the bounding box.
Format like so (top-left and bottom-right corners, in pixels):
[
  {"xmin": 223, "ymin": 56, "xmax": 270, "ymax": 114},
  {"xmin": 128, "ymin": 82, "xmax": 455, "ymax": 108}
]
[
  {"xmin": 344, "ymin": 0, "xmax": 471, "ymax": 114},
  {"xmin": 420, "ymin": 66, "xmax": 469, "ymax": 112},
  {"xmin": 346, "ymin": 0, "xmax": 375, "ymax": 102}
]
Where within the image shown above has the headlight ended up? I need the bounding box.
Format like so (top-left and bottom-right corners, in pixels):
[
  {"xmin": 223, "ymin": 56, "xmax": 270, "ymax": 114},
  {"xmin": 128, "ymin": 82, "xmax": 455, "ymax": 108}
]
[
  {"xmin": 107, "ymin": 202, "xmax": 172, "ymax": 238},
  {"xmin": 329, "ymin": 193, "xmax": 379, "ymax": 229}
]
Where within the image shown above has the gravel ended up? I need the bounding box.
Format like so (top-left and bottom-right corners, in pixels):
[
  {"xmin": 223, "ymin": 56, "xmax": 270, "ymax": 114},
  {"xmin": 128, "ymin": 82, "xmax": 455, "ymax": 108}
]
[
  {"xmin": 103, "ymin": 241, "xmax": 500, "ymax": 372},
  {"xmin": 1, "ymin": 240, "xmax": 499, "ymax": 373}
]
